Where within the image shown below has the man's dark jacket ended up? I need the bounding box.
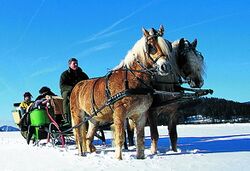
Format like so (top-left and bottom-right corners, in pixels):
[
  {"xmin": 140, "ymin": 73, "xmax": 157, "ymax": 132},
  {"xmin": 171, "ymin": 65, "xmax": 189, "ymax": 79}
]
[{"xmin": 60, "ymin": 67, "xmax": 89, "ymax": 93}]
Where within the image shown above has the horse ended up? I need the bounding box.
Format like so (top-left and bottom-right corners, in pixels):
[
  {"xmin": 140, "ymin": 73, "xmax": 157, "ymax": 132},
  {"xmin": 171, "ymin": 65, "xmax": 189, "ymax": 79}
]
[
  {"xmin": 148, "ymin": 37, "xmax": 205, "ymax": 154},
  {"xmin": 70, "ymin": 25, "xmax": 172, "ymax": 159}
]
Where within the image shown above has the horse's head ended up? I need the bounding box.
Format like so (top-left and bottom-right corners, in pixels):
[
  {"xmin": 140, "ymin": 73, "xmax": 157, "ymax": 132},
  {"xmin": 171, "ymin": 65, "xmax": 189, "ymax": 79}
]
[
  {"xmin": 175, "ymin": 38, "xmax": 205, "ymax": 88},
  {"xmin": 141, "ymin": 25, "xmax": 172, "ymax": 75},
  {"xmin": 114, "ymin": 25, "xmax": 172, "ymax": 76}
]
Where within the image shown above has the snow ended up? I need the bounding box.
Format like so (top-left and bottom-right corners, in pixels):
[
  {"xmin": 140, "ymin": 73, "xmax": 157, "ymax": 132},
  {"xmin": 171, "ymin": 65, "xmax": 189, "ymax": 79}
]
[{"xmin": 1, "ymin": 123, "xmax": 250, "ymax": 171}]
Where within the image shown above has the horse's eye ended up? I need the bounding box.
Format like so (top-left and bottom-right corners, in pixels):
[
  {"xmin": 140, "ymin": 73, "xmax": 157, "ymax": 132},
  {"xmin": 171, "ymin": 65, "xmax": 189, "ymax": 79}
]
[
  {"xmin": 148, "ymin": 45, "xmax": 157, "ymax": 54},
  {"xmin": 196, "ymin": 51, "xmax": 204, "ymax": 60},
  {"xmin": 147, "ymin": 36, "xmax": 156, "ymax": 44}
]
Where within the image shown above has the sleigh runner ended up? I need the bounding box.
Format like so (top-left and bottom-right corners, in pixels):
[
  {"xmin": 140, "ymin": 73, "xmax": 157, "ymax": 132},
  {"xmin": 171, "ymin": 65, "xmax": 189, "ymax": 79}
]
[{"xmin": 12, "ymin": 96, "xmax": 105, "ymax": 146}]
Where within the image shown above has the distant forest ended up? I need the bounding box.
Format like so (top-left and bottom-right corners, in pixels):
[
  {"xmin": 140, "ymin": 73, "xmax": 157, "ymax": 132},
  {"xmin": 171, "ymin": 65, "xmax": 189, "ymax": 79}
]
[{"xmin": 157, "ymin": 97, "xmax": 250, "ymax": 125}]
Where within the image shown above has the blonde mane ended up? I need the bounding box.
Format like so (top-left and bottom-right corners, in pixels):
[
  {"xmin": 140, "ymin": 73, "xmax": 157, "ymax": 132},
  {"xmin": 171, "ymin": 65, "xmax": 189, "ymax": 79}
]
[
  {"xmin": 165, "ymin": 39, "xmax": 181, "ymax": 77},
  {"xmin": 114, "ymin": 36, "xmax": 172, "ymax": 70}
]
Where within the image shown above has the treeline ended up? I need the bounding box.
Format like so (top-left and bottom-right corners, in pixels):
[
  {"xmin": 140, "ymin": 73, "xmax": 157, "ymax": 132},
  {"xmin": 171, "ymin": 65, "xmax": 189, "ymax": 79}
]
[{"xmin": 157, "ymin": 97, "xmax": 250, "ymax": 125}]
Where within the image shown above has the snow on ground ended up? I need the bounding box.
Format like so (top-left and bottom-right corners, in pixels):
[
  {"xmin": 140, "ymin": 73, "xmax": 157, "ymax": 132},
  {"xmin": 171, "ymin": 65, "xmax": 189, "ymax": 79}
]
[{"xmin": 1, "ymin": 123, "xmax": 250, "ymax": 171}]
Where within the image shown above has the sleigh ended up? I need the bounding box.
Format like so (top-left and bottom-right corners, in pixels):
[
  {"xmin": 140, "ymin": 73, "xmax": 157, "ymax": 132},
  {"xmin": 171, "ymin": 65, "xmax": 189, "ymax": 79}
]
[{"xmin": 12, "ymin": 96, "xmax": 105, "ymax": 147}]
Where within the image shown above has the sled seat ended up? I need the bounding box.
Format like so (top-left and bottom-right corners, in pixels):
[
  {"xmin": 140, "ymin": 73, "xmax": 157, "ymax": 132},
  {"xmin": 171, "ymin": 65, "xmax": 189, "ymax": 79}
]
[{"xmin": 12, "ymin": 103, "xmax": 22, "ymax": 125}]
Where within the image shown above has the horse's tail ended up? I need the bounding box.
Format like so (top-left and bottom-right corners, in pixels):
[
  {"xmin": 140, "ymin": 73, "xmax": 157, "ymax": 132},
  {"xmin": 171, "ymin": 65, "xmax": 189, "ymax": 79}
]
[
  {"xmin": 70, "ymin": 80, "xmax": 89, "ymax": 155},
  {"xmin": 128, "ymin": 118, "xmax": 135, "ymax": 131}
]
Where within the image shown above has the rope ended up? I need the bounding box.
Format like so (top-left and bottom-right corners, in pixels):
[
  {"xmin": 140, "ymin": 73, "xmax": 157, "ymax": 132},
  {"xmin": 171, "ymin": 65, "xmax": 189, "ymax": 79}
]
[{"xmin": 45, "ymin": 107, "xmax": 65, "ymax": 147}]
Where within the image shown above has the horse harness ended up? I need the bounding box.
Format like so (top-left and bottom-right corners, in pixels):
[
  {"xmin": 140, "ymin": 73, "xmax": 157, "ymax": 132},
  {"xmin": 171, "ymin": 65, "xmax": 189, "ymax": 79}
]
[
  {"xmin": 179, "ymin": 39, "xmax": 204, "ymax": 60},
  {"xmin": 89, "ymin": 33, "xmax": 170, "ymax": 117},
  {"xmin": 90, "ymin": 66, "xmax": 155, "ymax": 116},
  {"xmin": 82, "ymin": 37, "xmax": 210, "ymax": 124}
]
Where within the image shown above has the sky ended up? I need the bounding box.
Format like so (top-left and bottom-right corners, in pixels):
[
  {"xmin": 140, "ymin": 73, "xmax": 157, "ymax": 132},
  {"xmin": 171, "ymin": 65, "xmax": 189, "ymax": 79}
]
[{"xmin": 1, "ymin": 0, "xmax": 250, "ymax": 126}]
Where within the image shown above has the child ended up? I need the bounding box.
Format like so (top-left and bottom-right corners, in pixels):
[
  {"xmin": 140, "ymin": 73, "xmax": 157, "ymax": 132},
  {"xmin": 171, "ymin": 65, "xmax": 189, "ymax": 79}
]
[{"xmin": 19, "ymin": 92, "xmax": 33, "ymax": 115}]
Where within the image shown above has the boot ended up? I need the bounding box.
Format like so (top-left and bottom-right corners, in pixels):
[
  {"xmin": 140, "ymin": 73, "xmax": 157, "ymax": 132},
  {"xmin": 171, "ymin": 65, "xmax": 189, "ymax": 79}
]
[{"xmin": 27, "ymin": 125, "xmax": 34, "ymax": 145}]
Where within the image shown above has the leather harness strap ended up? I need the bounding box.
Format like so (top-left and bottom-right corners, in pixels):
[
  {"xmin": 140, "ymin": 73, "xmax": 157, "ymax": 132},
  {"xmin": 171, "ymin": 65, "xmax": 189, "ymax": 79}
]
[
  {"xmin": 91, "ymin": 78, "xmax": 99, "ymax": 115},
  {"xmin": 90, "ymin": 66, "xmax": 155, "ymax": 116},
  {"xmin": 89, "ymin": 34, "xmax": 165, "ymax": 116}
]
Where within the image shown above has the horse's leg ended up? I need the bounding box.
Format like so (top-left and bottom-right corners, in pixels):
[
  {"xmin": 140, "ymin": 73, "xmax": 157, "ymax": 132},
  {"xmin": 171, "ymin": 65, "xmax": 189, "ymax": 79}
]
[
  {"xmin": 99, "ymin": 128, "xmax": 106, "ymax": 144},
  {"xmin": 127, "ymin": 118, "xmax": 135, "ymax": 146},
  {"xmin": 148, "ymin": 109, "xmax": 159, "ymax": 154},
  {"xmin": 135, "ymin": 112, "xmax": 147, "ymax": 159},
  {"xmin": 124, "ymin": 118, "xmax": 134, "ymax": 150},
  {"xmin": 168, "ymin": 115, "xmax": 178, "ymax": 152},
  {"xmin": 71, "ymin": 110, "xmax": 87, "ymax": 156},
  {"xmin": 124, "ymin": 130, "xmax": 128, "ymax": 150},
  {"xmin": 86, "ymin": 121, "xmax": 98, "ymax": 152},
  {"xmin": 113, "ymin": 108, "xmax": 125, "ymax": 160}
]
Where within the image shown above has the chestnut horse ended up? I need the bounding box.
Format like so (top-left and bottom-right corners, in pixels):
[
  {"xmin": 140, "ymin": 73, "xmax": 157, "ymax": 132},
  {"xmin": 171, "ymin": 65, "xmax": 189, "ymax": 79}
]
[
  {"xmin": 70, "ymin": 26, "xmax": 172, "ymax": 159},
  {"xmin": 148, "ymin": 37, "xmax": 205, "ymax": 154}
]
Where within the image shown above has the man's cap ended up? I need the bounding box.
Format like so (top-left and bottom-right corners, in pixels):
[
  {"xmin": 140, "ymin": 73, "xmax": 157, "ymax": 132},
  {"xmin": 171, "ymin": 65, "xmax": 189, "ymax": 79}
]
[
  {"xmin": 68, "ymin": 57, "xmax": 78, "ymax": 64},
  {"xmin": 39, "ymin": 86, "xmax": 51, "ymax": 94},
  {"xmin": 23, "ymin": 92, "xmax": 32, "ymax": 98}
]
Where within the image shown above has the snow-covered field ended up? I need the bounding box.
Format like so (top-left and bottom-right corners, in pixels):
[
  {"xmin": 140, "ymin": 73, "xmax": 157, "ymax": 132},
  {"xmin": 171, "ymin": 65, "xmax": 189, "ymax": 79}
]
[{"xmin": 1, "ymin": 123, "xmax": 250, "ymax": 171}]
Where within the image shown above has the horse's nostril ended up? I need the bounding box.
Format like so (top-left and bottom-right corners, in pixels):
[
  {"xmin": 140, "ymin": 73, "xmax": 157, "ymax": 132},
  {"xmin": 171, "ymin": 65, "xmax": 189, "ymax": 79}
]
[
  {"xmin": 199, "ymin": 81, "xmax": 204, "ymax": 88},
  {"xmin": 161, "ymin": 64, "xmax": 166, "ymax": 71},
  {"xmin": 161, "ymin": 62, "xmax": 172, "ymax": 72},
  {"xmin": 194, "ymin": 79, "xmax": 203, "ymax": 88}
]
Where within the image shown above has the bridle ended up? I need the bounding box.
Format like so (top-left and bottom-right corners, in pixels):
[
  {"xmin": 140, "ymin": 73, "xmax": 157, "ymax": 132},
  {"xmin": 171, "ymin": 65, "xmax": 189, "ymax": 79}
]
[
  {"xmin": 132, "ymin": 34, "xmax": 171, "ymax": 77},
  {"xmin": 179, "ymin": 40, "xmax": 203, "ymax": 60},
  {"xmin": 88, "ymin": 35, "xmax": 169, "ymax": 116},
  {"xmin": 144, "ymin": 34, "xmax": 167, "ymax": 64},
  {"xmin": 178, "ymin": 40, "xmax": 204, "ymax": 84}
]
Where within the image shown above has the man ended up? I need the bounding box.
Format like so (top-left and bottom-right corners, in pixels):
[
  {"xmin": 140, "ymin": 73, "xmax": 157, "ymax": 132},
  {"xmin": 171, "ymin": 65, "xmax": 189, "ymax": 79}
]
[
  {"xmin": 59, "ymin": 58, "xmax": 89, "ymax": 124},
  {"xmin": 18, "ymin": 92, "xmax": 33, "ymax": 133},
  {"xmin": 33, "ymin": 86, "xmax": 57, "ymax": 108},
  {"xmin": 35, "ymin": 86, "xmax": 56, "ymax": 101}
]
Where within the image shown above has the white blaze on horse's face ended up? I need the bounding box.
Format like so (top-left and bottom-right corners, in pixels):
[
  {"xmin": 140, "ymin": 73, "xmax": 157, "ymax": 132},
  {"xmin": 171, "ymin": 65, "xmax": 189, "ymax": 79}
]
[
  {"xmin": 155, "ymin": 57, "xmax": 169, "ymax": 75},
  {"xmin": 154, "ymin": 36, "xmax": 172, "ymax": 76},
  {"xmin": 142, "ymin": 27, "xmax": 171, "ymax": 76}
]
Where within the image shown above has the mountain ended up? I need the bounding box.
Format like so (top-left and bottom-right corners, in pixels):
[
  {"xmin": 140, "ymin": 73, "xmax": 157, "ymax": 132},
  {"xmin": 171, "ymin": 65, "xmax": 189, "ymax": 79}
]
[
  {"xmin": 0, "ymin": 125, "xmax": 19, "ymax": 132},
  {"xmin": 244, "ymin": 101, "xmax": 250, "ymax": 105}
]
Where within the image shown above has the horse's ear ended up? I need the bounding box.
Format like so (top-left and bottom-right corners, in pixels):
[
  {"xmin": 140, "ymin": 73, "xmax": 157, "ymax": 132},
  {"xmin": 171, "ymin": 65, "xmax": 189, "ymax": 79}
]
[
  {"xmin": 191, "ymin": 39, "xmax": 197, "ymax": 48},
  {"xmin": 158, "ymin": 25, "xmax": 164, "ymax": 36},
  {"xmin": 142, "ymin": 27, "xmax": 150, "ymax": 37},
  {"xmin": 179, "ymin": 38, "xmax": 185, "ymax": 49}
]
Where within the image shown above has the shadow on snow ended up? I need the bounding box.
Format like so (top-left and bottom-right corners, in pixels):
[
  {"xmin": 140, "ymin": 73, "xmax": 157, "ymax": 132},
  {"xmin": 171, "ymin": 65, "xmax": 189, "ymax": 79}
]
[
  {"xmin": 145, "ymin": 134, "xmax": 250, "ymax": 155},
  {"xmin": 90, "ymin": 133, "xmax": 250, "ymax": 156}
]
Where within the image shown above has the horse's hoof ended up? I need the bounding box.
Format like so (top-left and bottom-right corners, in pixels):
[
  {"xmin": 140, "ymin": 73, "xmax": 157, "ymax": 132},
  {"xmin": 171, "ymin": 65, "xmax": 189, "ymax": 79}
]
[
  {"xmin": 173, "ymin": 149, "xmax": 178, "ymax": 152},
  {"xmin": 115, "ymin": 152, "xmax": 122, "ymax": 160},
  {"xmin": 172, "ymin": 146, "xmax": 178, "ymax": 152},
  {"xmin": 137, "ymin": 155, "xmax": 145, "ymax": 159},
  {"xmin": 151, "ymin": 151, "xmax": 157, "ymax": 155},
  {"xmin": 136, "ymin": 152, "xmax": 145, "ymax": 159},
  {"xmin": 115, "ymin": 155, "xmax": 122, "ymax": 160},
  {"xmin": 150, "ymin": 147, "xmax": 157, "ymax": 154},
  {"xmin": 80, "ymin": 152, "xmax": 86, "ymax": 156},
  {"xmin": 87, "ymin": 144, "xmax": 96, "ymax": 153},
  {"xmin": 91, "ymin": 145, "xmax": 96, "ymax": 152}
]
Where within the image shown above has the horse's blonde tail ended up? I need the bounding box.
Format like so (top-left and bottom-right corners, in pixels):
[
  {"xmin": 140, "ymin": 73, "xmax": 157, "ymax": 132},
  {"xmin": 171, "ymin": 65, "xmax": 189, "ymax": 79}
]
[
  {"xmin": 72, "ymin": 116, "xmax": 87, "ymax": 156},
  {"xmin": 110, "ymin": 124, "xmax": 115, "ymax": 147},
  {"xmin": 128, "ymin": 118, "xmax": 135, "ymax": 131},
  {"xmin": 70, "ymin": 84, "xmax": 87, "ymax": 156}
]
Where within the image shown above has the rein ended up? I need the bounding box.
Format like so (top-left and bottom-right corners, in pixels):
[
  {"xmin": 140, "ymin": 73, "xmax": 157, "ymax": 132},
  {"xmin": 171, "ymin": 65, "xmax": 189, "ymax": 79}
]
[
  {"xmin": 89, "ymin": 43, "xmax": 162, "ymax": 116},
  {"xmin": 151, "ymin": 88, "xmax": 213, "ymax": 108},
  {"xmin": 54, "ymin": 66, "xmax": 156, "ymax": 135},
  {"xmin": 50, "ymin": 35, "xmax": 167, "ymax": 135}
]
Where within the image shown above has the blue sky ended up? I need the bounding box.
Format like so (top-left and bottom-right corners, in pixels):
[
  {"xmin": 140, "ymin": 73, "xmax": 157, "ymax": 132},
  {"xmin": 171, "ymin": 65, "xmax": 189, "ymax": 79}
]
[{"xmin": 1, "ymin": 0, "xmax": 250, "ymax": 126}]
